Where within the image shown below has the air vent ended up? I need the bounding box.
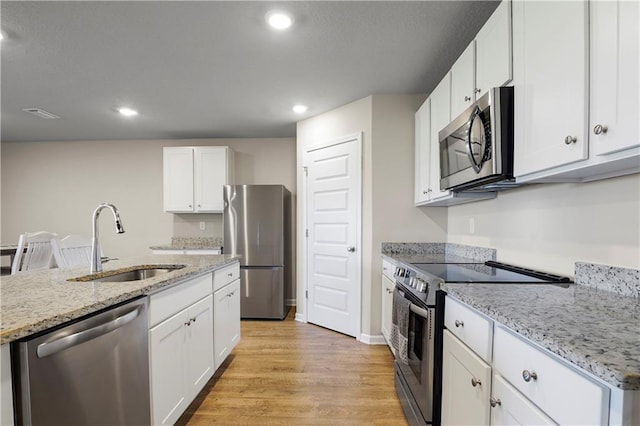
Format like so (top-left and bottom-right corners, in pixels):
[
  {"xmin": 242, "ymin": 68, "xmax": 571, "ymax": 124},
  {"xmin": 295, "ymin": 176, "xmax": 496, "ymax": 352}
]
[{"xmin": 22, "ymin": 108, "xmax": 60, "ymax": 119}]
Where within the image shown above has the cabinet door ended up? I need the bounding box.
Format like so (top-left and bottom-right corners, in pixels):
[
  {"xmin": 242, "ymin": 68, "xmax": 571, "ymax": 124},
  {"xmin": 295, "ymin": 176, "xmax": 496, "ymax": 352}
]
[
  {"xmin": 590, "ymin": 0, "xmax": 639, "ymax": 156},
  {"xmin": 414, "ymin": 98, "xmax": 431, "ymax": 205},
  {"xmin": 476, "ymin": 0, "xmax": 512, "ymax": 98},
  {"xmin": 441, "ymin": 330, "xmax": 491, "ymax": 426},
  {"xmin": 149, "ymin": 310, "xmax": 188, "ymax": 426},
  {"xmin": 380, "ymin": 273, "xmax": 395, "ymax": 348},
  {"xmin": 490, "ymin": 374, "xmax": 555, "ymax": 426},
  {"xmin": 450, "ymin": 42, "xmax": 476, "ymax": 119},
  {"xmin": 214, "ymin": 280, "xmax": 240, "ymax": 370},
  {"xmin": 163, "ymin": 147, "xmax": 194, "ymax": 212},
  {"xmin": 194, "ymin": 147, "xmax": 227, "ymax": 212},
  {"xmin": 429, "ymin": 74, "xmax": 452, "ymax": 200},
  {"xmin": 184, "ymin": 295, "xmax": 215, "ymax": 401},
  {"xmin": 512, "ymin": 1, "xmax": 588, "ymax": 177}
]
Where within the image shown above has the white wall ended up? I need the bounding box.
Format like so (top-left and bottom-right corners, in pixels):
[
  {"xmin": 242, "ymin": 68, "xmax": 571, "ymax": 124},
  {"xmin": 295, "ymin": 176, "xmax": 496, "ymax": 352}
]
[
  {"xmin": 296, "ymin": 95, "xmax": 448, "ymax": 338},
  {"xmin": 1, "ymin": 137, "xmax": 296, "ymax": 258},
  {"xmin": 447, "ymin": 173, "xmax": 640, "ymax": 275}
]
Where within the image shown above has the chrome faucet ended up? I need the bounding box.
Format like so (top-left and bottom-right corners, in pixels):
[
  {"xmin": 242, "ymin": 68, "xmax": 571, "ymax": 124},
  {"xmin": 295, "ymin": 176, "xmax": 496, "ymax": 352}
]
[{"xmin": 91, "ymin": 203, "xmax": 125, "ymax": 273}]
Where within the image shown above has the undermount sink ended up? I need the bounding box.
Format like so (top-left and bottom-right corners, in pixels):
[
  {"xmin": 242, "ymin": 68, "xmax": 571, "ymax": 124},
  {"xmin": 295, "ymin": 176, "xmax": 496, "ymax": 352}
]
[{"xmin": 68, "ymin": 265, "xmax": 186, "ymax": 282}]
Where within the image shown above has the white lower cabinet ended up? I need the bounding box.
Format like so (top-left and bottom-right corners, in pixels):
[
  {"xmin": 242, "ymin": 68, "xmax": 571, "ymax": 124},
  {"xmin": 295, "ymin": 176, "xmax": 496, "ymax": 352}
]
[
  {"xmin": 150, "ymin": 294, "xmax": 214, "ymax": 426},
  {"xmin": 441, "ymin": 330, "xmax": 492, "ymax": 426},
  {"xmin": 490, "ymin": 373, "xmax": 555, "ymax": 425},
  {"xmin": 214, "ymin": 279, "xmax": 240, "ymax": 370},
  {"xmin": 380, "ymin": 259, "xmax": 395, "ymax": 349},
  {"xmin": 493, "ymin": 325, "xmax": 609, "ymax": 425}
]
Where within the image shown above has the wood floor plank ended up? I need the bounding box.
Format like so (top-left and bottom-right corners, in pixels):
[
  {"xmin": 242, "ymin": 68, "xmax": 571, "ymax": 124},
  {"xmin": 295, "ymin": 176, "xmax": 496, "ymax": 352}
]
[{"xmin": 175, "ymin": 310, "xmax": 408, "ymax": 425}]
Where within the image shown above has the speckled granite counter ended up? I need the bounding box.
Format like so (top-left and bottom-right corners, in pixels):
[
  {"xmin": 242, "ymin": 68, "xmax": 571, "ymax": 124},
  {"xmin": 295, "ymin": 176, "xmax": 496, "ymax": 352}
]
[
  {"xmin": 442, "ymin": 282, "xmax": 640, "ymax": 390},
  {"xmin": 149, "ymin": 236, "xmax": 223, "ymax": 251},
  {"xmin": 0, "ymin": 254, "xmax": 239, "ymax": 344},
  {"xmin": 381, "ymin": 242, "xmax": 496, "ymax": 266}
]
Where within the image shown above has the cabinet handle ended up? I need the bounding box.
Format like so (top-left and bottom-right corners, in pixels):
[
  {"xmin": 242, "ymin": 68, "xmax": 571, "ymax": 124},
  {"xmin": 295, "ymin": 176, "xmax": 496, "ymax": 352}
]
[
  {"xmin": 471, "ymin": 378, "xmax": 481, "ymax": 387},
  {"xmin": 188, "ymin": 204, "xmax": 192, "ymax": 208},
  {"xmin": 593, "ymin": 124, "xmax": 608, "ymax": 135},
  {"xmin": 185, "ymin": 318, "xmax": 195, "ymax": 326},
  {"xmin": 464, "ymin": 96, "xmax": 472, "ymax": 102},
  {"xmin": 454, "ymin": 320, "xmax": 464, "ymax": 328},
  {"xmin": 564, "ymin": 135, "xmax": 577, "ymax": 145},
  {"xmin": 197, "ymin": 204, "xmax": 201, "ymax": 207},
  {"xmin": 474, "ymin": 88, "xmax": 481, "ymax": 94},
  {"xmin": 490, "ymin": 397, "xmax": 502, "ymax": 408},
  {"xmin": 228, "ymin": 273, "xmax": 233, "ymax": 277},
  {"xmin": 522, "ymin": 370, "xmax": 538, "ymax": 382}
]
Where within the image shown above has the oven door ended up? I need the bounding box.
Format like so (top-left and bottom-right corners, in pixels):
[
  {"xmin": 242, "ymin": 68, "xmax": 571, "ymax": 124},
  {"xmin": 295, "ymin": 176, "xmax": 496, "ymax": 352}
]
[{"xmin": 395, "ymin": 294, "xmax": 435, "ymax": 424}]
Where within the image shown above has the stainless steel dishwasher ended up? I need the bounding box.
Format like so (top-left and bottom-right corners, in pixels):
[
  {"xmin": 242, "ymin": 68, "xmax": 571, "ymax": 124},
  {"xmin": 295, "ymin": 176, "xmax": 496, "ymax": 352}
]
[{"xmin": 14, "ymin": 297, "xmax": 150, "ymax": 426}]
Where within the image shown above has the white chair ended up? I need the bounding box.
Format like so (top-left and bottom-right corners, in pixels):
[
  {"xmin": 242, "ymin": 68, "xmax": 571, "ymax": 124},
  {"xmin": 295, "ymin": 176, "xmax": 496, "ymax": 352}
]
[
  {"xmin": 51, "ymin": 235, "xmax": 93, "ymax": 269},
  {"xmin": 11, "ymin": 231, "xmax": 58, "ymax": 274}
]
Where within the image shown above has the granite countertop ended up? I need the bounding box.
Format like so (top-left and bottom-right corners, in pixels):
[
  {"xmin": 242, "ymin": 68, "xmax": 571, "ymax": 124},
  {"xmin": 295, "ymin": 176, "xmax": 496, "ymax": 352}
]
[
  {"xmin": 381, "ymin": 242, "xmax": 497, "ymax": 266},
  {"xmin": 149, "ymin": 236, "xmax": 223, "ymax": 251},
  {"xmin": 442, "ymin": 282, "xmax": 640, "ymax": 390},
  {"xmin": 0, "ymin": 254, "xmax": 239, "ymax": 344}
]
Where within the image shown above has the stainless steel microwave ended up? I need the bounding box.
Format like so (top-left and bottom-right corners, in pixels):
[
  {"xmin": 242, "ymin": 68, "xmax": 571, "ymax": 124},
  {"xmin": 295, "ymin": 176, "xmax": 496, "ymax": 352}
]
[{"xmin": 438, "ymin": 87, "xmax": 515, "ymax": 192}]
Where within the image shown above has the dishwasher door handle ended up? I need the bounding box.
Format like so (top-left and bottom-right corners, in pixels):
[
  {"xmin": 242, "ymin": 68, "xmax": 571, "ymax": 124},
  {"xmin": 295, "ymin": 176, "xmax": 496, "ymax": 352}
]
[{"xmin": 37, "ymin": 305, "xmax": 142, "ymax": 358}]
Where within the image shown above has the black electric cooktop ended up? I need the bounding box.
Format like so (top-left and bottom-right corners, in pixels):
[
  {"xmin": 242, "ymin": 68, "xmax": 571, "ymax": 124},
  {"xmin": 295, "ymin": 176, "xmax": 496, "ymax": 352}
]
[
  {"xmin": 410, "ymin": 260, "xmax": 572, "ymax": 284},
  {"xmin": 394, "ymin": 260, "xmax": 573, "ymax": 309}
]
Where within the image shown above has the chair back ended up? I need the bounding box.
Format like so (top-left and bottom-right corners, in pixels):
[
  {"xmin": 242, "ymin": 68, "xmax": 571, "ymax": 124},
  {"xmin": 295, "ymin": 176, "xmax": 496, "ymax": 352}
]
[
  {"xmin": 52, "ymin": 235, "xmax": 93, "ymax": 269},
  {"xmin": 11, "ymin": 231, "xmax": 58, "ymax": 274}
]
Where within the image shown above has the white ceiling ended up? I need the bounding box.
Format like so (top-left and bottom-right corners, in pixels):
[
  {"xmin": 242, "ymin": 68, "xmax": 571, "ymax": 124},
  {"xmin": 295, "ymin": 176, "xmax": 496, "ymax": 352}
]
[{"xmin": 1, "ymin": 1, "xmax": 498, "ymax": 143}]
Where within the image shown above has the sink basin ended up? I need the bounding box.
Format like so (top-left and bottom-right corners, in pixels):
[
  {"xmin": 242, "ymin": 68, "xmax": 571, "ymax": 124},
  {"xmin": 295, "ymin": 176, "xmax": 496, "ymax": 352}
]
[{"xmin": 68, "ymin": 265, "xmax": 186, "ymax": 282}]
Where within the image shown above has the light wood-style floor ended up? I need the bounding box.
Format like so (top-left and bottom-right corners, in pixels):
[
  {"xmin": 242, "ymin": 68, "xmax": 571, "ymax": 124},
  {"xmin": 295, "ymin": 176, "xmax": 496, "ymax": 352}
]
[{"xmin": 176, "ymin": 309, "xmax": 409, "ymax": 425}]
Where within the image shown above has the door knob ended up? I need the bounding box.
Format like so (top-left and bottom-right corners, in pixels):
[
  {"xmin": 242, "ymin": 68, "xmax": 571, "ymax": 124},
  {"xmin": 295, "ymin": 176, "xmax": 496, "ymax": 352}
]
[{"xmin": 347, "ymin": 246, "xmax": 356, "ymax": 252}]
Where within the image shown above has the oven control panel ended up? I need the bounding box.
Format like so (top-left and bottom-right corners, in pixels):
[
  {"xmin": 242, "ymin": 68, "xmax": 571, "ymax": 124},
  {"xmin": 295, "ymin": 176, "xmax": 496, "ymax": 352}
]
[{"xmin": 394, "ymin": 266, "xmax": 428, "ymax": 293}]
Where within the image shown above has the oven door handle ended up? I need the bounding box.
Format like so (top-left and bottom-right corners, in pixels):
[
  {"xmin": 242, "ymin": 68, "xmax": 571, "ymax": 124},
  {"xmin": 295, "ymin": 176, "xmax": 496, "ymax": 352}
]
[{"xmin": 409, "ymin": 303, "xmax": 430, "ymax": 320}]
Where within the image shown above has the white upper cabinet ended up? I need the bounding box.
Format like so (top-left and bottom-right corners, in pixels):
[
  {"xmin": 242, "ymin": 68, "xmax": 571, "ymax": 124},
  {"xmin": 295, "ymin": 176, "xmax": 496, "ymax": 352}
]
[
  {"xmin": 512, "ymin": 0, "xmax": 589, "ymax": 178},
  {"xmin": 590, "ymin": 0, "xmax": 639, "ymax": 157},
  {"xmin": 163, "ymin": 146, "xmax": 234, "ymax": 213},
  {"xmin": 414, "ymin": 98, "xmax": 431, "ymax": 205},
  {"xmin": 514, "ymin": 0, "xmax": 639, "ymax": 183},
  {"xmin": 450, "ymin": 43, "xmax": 476, "ymax": 119},
  {"xmin": 428, "ymin": 74, "xmax": 453, "ymax": 201},
  {"xmin": 450, "ymin": 0, "xmax": 513, "ymax": 120},
  {"xmin": 475, "ymin": 0, "xmax": 513, "ymax": 98}
]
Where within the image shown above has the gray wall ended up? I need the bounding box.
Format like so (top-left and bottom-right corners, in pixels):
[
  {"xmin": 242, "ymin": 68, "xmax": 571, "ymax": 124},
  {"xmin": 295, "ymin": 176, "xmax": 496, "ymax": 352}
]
[{"xmin": 1, "ymin": 137, "xmax": 297, "ymax": 299}]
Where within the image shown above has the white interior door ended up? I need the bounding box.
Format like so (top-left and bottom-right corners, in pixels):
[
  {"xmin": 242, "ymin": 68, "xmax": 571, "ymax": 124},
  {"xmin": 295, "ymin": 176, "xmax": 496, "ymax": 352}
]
[{"xmin": 305, "ymin": 134, "xmax": 361, "ymax": 338}]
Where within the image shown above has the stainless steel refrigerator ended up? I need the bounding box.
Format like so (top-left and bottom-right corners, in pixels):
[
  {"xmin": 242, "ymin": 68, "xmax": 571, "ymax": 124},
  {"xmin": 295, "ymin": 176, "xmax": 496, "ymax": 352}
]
[{"xmin": 223, "ymin": 184, "xmax": 291, "ymax": 319}]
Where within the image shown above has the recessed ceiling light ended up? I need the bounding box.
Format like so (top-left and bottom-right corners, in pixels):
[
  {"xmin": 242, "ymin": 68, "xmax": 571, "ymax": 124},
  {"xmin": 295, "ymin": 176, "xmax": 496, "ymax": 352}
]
[
  {"xmin": 118, "ymin": 107, "xmax": 138, "ymax": 117},
  {"xmin": 266, "ymin": 10, "xmax": 293, "ymax": 30},
  {"xmin": 293, "ymin": 104, "xmax": 308, "ymax": 114}
]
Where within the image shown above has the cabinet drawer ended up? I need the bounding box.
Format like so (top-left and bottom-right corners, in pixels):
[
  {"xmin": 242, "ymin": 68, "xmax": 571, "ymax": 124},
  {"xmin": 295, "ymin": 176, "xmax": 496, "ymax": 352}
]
[
  {"xmin": 493, "ymin": 326, "xmax": 609, "ymax": 425},
  {"xmin": 382, "ymin": 259, "xmax": 395, "ymax": 280},
  {"xmin": 149, "ymin": 273, "xmax": 213, "ymax": 327},
  {"xmin": 445, "ymin": 296, "xmax": 493, "ymax": 362},
  {"xmin": 213, "ymin": 263, "xmax": 240, "ymax": 292}
]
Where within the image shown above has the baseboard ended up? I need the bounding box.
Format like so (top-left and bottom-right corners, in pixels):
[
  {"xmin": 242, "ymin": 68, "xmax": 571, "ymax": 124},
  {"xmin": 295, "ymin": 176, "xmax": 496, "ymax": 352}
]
[
  {"xmin": 359, "ymin": 333, "xmax": 387, "ymax": 345},
  {"xmin": 294, "ymin": 312, "xmax": 306, "ymax": 323}
]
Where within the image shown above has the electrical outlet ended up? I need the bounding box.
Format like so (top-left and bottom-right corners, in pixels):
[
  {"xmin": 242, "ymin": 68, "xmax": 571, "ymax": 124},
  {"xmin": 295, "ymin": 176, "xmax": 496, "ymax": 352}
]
[
  {"xmin": 469, "ymin": 218, "xmax": 475, "ymax": 234},
  {"xmin": 199, "ymin": 221, "xmax": 205, "ymax": 231}
]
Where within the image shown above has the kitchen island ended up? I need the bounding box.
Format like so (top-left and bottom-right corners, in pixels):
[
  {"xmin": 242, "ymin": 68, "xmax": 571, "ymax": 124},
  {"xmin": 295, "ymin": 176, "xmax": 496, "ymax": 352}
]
[
  {"xmin": 0, "ymin": 254, "xmax": 240, "ymax": 425},
  {"xmin": 0, "ymin": 254, "xmax": 239, "ymax": 344}
]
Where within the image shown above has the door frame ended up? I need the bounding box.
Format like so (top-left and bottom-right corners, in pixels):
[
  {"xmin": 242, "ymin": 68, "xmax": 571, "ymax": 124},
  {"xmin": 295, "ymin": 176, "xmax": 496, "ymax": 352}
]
[{"xmin": 301, "ymin": 132, "xmax": 362, "ymax": 339}]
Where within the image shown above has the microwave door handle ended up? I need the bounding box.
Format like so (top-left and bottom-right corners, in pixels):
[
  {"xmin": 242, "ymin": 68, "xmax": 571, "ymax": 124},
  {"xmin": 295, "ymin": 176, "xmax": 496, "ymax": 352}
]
[{"xmin": 466, "ymin": 106, "xmax": 484, "ymax": 173}]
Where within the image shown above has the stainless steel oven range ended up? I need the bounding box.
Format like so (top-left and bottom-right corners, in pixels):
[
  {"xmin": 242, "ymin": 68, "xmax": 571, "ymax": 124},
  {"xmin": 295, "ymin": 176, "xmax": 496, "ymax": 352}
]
[{"xmin": 391, "ymin": 260, "xmax": 572, "ymax": 426}]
